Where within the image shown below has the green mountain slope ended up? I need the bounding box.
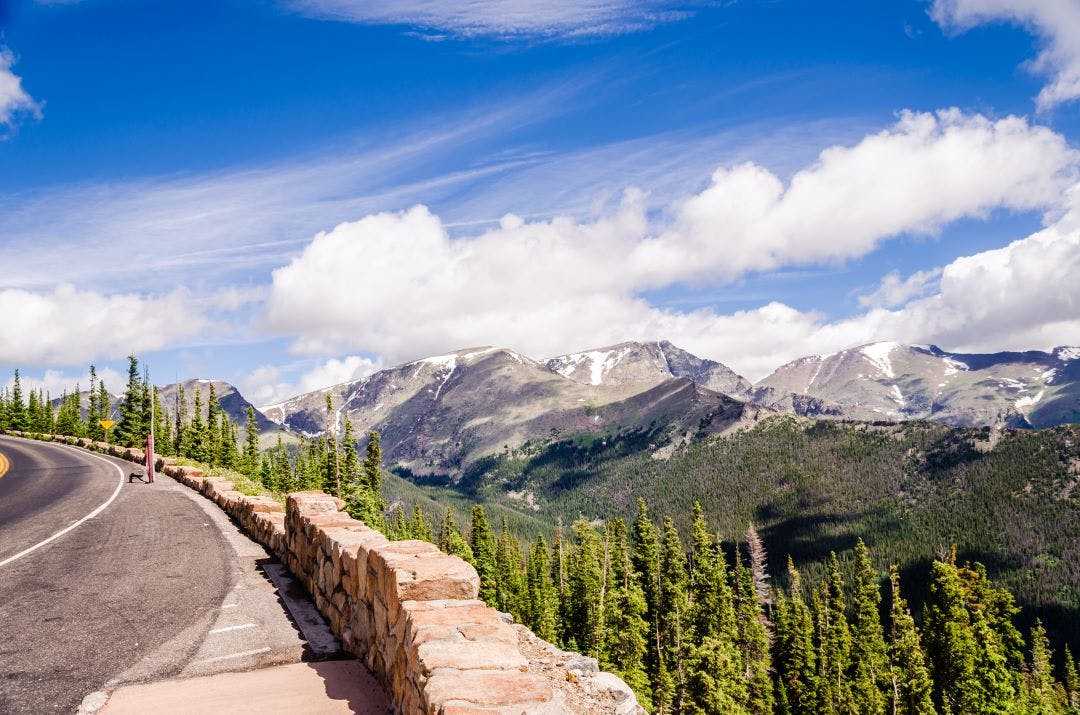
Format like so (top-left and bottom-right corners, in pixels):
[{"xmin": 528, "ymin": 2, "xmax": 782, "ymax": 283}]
[{"xmin": 387, "ymin": 416, "xmax": 1080, "ymax": 645}]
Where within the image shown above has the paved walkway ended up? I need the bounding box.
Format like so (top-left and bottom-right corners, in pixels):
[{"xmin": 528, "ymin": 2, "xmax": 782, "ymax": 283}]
[{"xmin": 96, "ymin": 661, "xmax": 390, "ymax": 714}]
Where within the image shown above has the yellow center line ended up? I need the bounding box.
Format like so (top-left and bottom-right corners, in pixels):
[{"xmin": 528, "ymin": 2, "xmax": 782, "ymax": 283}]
[{"xmin": 0, "ymin": 450, "xmax": 8, "ymax": 479}]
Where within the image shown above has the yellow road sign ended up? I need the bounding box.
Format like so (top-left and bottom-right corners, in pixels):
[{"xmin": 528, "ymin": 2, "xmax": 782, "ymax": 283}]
[{"xmin": 100, "ymin": 420, "xmax": 115, "ymax": 430}]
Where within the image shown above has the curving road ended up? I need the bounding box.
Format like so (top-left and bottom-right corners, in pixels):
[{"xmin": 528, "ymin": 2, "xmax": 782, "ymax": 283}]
[{"xmin": 0, "ymin": 436, "xmax": 233, "ymax": 713}]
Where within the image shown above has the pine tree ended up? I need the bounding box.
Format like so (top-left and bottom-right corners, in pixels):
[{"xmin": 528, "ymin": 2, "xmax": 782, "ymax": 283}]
[
  {"xmin": 186, "ymin": 386, "xmax": 207, "ymax": 461},
  {"xmin": 850, "ymin": 539, "xmax": 889, "ymax": 715},
  {"xmin": 114, "ymin": 355, "xmax": 145, "ymax": 447},
  {"xmin": 9, "ymin": 369, "xmax": 27, "ymax": 431},
  {"xmin": 437, "ymin": 507, "xmax": 473, "ymax": 563},
  {"xmin": 97, "ymin": 380, "xmax": 111, "ymax": 439},
  {"xmin": 659, "ymin": 517, "xmax": 690, "ymax": 714},
  {"xmin": 602, "ymin": 518, "xmax": 651, "ymax": 707},
  {"xmin": 411, "ymin": 505, "xmax": 433, "ymax": 542},
  {"xmin": 685, "ymin": 504, "xmax": 746, "ymax": 714},
  {"xmin": 242, "ymin": 405, "xmax": 260, "ymax": 476},
  {"xmin": 345, "ymin": 429, "xmax": 386, "ymax": 528},
  {"xmin": 525, "ymin": 534, "xmax": 559, "ymax": 644},
  {"xmin": 923, "ymin": 551, "xmax": 1021, "ymax": 714},
  {"xmin": 151, "ymin": 386, "xmax": 168, "ymax": 456},
  {"xmin": 733, "ymin": 549, "xmax": 774, "ymax": 715},
  {"xmin": 339, "ymin": 414, "xmax": 358, "ymax": 493},
  {"xmin": 390, "ymin": 507, "xmax": 409, "ymax": 540},
  {"xmin": 1064, "ymin": 646, "xmax": 1079, "ymax": 714},
  {"xmin": 494, "ymin": 517, "xmax": 525, "ymax": 620},
  {"xmin": 632, "ymin": 499, "xmax": 664, "ymax": 713},
  {"xmin": 887, "ymin": 566, "xmax": 935, "ymax": 715},
  {"xmin": 206, "ymin": 382, "xmax": 220, "ymax": 466},
  {"xmin": 469, "ymin": 505, "xmax": 497, "ymax": 604},
  {"xmin": 173, "ymin": 384, "xmax": 187, "ymax": 456},
  {"xmin": 88, "ymin": 365, "xmax": 103, "ymax": 440},
  {"xmin": 325, "ymin": 394, "xmax": 341, "ymax": 497},
  {"xmin": 1024, "ymin": 620, "xmax": 1067, "ymax": 714},
  {"xmin": 817, "ymin": 553, "xmax": 852, "ymax": 715},
  {"xmin": 567, "ymin": 518, "xmax": 606, "ymax": 660},
  {"xmin": 774, "ymin": 558, "xmax": 819, "ymax": 715}
]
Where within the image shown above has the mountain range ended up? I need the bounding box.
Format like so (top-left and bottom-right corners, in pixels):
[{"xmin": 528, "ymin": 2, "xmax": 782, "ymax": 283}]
[{"xmin": 255, "ymin": 339, "xmax": 1080, "ymax": 476}]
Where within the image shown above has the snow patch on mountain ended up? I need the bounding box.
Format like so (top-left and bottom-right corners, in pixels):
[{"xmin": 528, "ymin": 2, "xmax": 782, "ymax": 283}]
[
  {"xmin": 550, "ymin": 347, "xmax": 632, "ymax": 385},
  {"xmin": 1056, "ymin": 347, "xmax": 1080, "ymax": 362},
  {"xmin": 860, "ymin": 342, "xmax": 898, "ymax": 378},
  {"xmin": 1015, "ymin": 390, "xmax": 1045, "ymax": 411},
  {"xmin": 943, "ymin": 357, "xmax": 969, "ymax": 375}
]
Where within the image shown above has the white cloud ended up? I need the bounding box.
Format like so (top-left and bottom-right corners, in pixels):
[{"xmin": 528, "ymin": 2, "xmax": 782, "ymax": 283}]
[
  {"xmin": 241, "ymin": 355, "xmax": 383, "ymax": 407},
  {"xmin": 857, "ymin": 268, "xmax": 943, "ymax": 309},
  {"xmin": 931, "ymin": 0, "xmax": 1080, "ymax": 109},
  {"xmin": 284, "ymin": 0, "xmax": 688, "ymax": 38},
  {"xmin": 3, "ymin": 367, "xmax": 127, "ymax": 400},
  {"xmin": 263, "ymin": 109, "xmax": 1077, "ymax": 379},
  {"xmin": 0, "ymin": 285, "xmax": 208, "ymax": 367},
  {"xmin": 637, "ymin": 109, "xmax": 1075, "ymax": 284},
  {"xmin": 0, "ymin": 47, "xmax": 41, "ymax": 133}
]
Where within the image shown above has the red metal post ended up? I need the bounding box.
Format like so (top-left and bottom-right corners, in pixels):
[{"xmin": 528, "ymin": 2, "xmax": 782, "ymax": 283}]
[{"xmin": 145, "ymin": 432, "xmax": 155, "ymax": 484}]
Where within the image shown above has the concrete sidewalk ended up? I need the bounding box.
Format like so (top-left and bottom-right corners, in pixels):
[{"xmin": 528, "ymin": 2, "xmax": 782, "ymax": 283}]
[{"xmin": 94, "ymin": 660, "xmax": 391, "ymax": 714}]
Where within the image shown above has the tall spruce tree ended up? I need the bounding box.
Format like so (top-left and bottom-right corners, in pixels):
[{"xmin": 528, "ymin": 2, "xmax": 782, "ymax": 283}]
[
  {"xmin": 774, "ymin": 558, "xmax": 820, "ymax": 715},
  {"xmin": 659, "ymin": 517, "xmax": 690, "ymax": 714},
  {"xmin": 114, "ymin": 355, "xmax": 145, "ymax": 447},
  {"xmin": 733, "ymin": 549, "xmax": 774, "ymax": 715},
  {"xmin": 632, "ymin": 499, "xmax": 664, "ymax": 713},
  {"xmin": 495, "ymin": 517, "xmax": 526, "ymax": 621},
  {"xmin": 469, "ymin": 505, "xmax": 497, "ymax": 604},
  {"xmin": 242, "ymin": 406, "xmax": 260, "ymax": 476},
  {"xmin": 9, "ymin": 369, "xmax": 27, "ymax": 431},
  {"xmin": 568, "ymin": 518, "xmax": 606, "ymax": 660},
  {"xmin": 525, "ymin": 534, "xmax": 559, "ymax": 644},
  {"xmin": 437, "ymin": 507, "xmax": 473, "ymax": 563},
  {"xmin": 603, "ymin": 518, "xmax": 650, "ymax": 704},
  {"xmin": 923, "ymin": 551, "xmax": 1022, "ymax": 714},
  {"xmin": 818, "ymin": 553, "xmax": 852, "ymax": 714},
  {"xmin": 685, "ymin": 503, "xmax": 746, "ymax": 714},
  {"xmin": 850, "ymin": 540, "xmax": 889, "ymax": 715},
  {"xmin": 887, "ymin": 566, "xmax": 935, "ymax": 715}
]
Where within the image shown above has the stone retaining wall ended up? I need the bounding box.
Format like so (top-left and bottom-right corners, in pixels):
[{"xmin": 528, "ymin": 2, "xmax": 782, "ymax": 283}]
[{"xmin": 1, "ymin": 431, "xmax": 643, "ymax": 715}]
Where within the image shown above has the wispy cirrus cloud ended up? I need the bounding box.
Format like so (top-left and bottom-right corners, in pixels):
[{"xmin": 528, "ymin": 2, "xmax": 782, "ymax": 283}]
[
  {"xmin": 284, "ymin": 0, "xmax": 693, "ymax": 38},
  {"xmin": 931, "ymin": 0, "xmax": 1080, "ymax": 110}
]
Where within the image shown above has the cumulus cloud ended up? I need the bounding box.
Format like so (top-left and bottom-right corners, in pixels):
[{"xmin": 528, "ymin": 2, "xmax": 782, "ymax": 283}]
[
  {"xmin": 284, "ymin": 0, "xmax": 688, "ymax": 38},
  {"xmin": 0, "ymin": 47, "xmax": 40, "ymax": 133},
  {"xmin": 3, "ymin": 367, "xmax": 128, "ymax": 400},
  {"xmin": 931, "ymin": 0, "xmax": 1080, "ymax": 109},
  {"xmin": 263, "ymin": 109, "xmax": 1077, "ymax": 379},
  {"xmin": 0, "ymin": 286, "xmax": 208, "ymax": 367},
  {"xmin": 857, "ymin": 268, "xmax": 943, "ymax": 309},
  {"xmin": 241, "ymin": 355, "xmax": 383, "ymax": 407}
]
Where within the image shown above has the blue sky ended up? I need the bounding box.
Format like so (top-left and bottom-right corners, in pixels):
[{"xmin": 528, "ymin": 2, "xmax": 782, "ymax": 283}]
[{"xmin": 2, "ymin": 0, "xmax": 1080, "ymax": 403}]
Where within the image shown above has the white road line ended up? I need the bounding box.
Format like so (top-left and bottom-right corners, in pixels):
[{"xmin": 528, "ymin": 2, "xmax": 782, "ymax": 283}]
[
  {"xmin": 194, "ymin": 647, "xmax": 271, "ymax": 665},
  {"xmin": 0, "ymin": 443, "xmax": 125, "ymax": 569},
  {"xmin": 209, "ymin": 623, "xmax": 257, "ymax": 634},
  {"xmin": 220, "ymin": 603, "xmax": 239, "ymax": 609}
]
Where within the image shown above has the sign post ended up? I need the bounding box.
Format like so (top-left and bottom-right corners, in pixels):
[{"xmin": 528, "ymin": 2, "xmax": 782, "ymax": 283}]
[
  {"xmin": 146, "ymin": 384, "xmax": 155, "ymax": 484},
  {"xmin": 100, "ymin": 419, "xmax": 115, "ymax": 445}
]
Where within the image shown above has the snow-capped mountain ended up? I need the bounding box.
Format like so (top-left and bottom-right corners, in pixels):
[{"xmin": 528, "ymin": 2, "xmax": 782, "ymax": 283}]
[
  {"xmin": 261, "ymin": 343, "xmax": 763, "ymax": 477},
  {"xmin": 755, "ymin": 342, "xmax": 1080, "ymax": 427},
  {"xmin": 545, "ymin": 340, "xmax": 752, "ymax": 397}
]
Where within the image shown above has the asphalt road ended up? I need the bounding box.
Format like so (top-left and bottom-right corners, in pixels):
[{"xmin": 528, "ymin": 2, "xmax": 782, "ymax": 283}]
[{"xmin": 0, "ymin": 436, "xmax": 234, "ymax": 714}]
